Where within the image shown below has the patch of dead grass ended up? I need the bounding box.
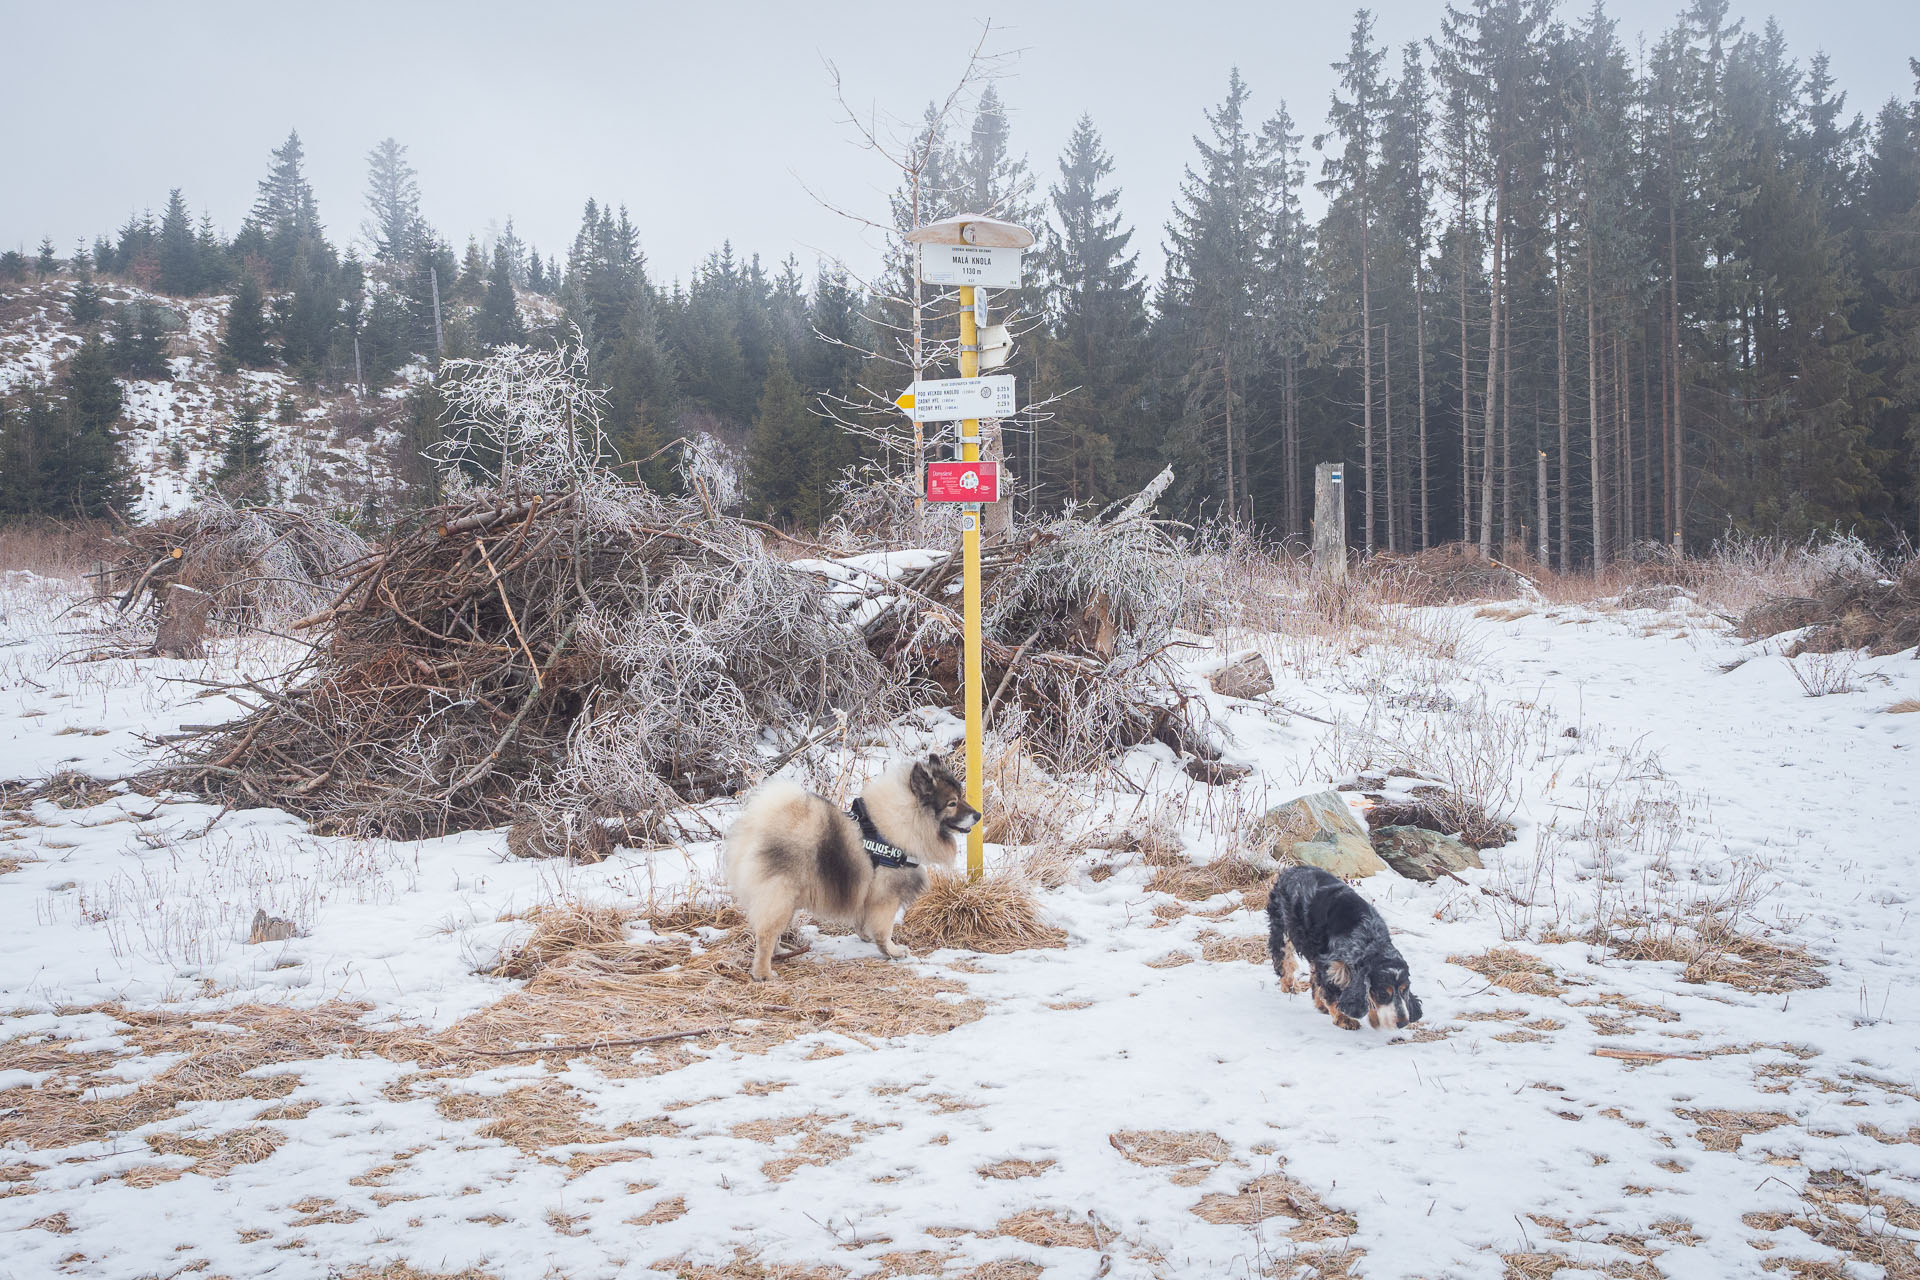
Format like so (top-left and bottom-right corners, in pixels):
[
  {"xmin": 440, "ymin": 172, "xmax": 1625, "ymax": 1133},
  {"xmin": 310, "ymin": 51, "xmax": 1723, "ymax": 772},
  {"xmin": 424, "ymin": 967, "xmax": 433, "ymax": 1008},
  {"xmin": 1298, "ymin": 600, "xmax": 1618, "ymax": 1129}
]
[
  {"xmin": 1191, "ymin": 1170, "xmax": 1359, "ymax": 1240},
  {"xmin": 143, "ymin": 1125, "xmax": 287, "ymax": 1176},
  {"xmin": 1676, "ymin": 1108, "xmax": 1794, "ymax": 1153},
  {"xmin": 1196, "ymin": 929, "xmax": 1268, "ymax": 964},
  {"xmin": 992, "ymin": 1208, "xmax": 1099, "ymax": 1249},
  {"xmin": 1450, "ymin": 948, "xmax": 1568, "ymax": 996},
  {"xmin": 1146, "ymin": 853, "xmax": 1272, "ymax": 905},
  {"xmin": 1109, "ymin": 1128, "xmax": 1230, "ymax": 1176},
  {"xmin": 1767, "ymin": 1169, "xmax": 1920, "ymax": 1276},
  {"xmin": 1599, "ymin": 921, "xmax": 1826, "ymax": 994},
  {"xmin": 651, "ymin": 1247, "xmax": 846, "ymax": 1278},
  {"xmin": 897, "ymin": 870, "xmax": 1066, "ymax": 953},
  {"xmin": 338, "ymin": 1266, "xmax": 504, "ymax": 1280},
  {"xmin": 977, "ymin": 1157, "xmax": 1054, "ymax": 1179}
]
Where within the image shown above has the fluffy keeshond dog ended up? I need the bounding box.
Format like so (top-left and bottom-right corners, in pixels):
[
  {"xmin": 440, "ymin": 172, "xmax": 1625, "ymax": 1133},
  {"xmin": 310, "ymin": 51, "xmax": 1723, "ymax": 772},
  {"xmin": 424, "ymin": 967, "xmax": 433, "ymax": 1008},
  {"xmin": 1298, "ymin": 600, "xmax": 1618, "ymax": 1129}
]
[{"xmin": 724, "ymin": 755, "xmax": 980, "ymax": 981}]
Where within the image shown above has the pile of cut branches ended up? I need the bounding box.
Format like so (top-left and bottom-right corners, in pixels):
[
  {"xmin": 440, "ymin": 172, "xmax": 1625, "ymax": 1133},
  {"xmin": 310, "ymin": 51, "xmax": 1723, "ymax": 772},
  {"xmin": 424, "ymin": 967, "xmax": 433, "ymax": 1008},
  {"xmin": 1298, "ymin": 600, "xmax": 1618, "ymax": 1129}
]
[
  {"xmin": 162, "ymin": 342, "xmax": 894, "ymax": 839},
  {"xmin": 1363, "ymin": 543, "xmax": 1533, "ymax": 604},
  {"xmin": 165, "ymin": 484, "xmax": 892, "ymax": 838},
  {"xmin": 1739, "ymin": 554, "xmax": 1920, "ymax": 656},
  {"xmin": 831, "ymin": 469, "xmax": 1218, "ymax": 772},
  {"xmin": 99, "ymin": 497, "xmax": 369, "ymax": 628}
]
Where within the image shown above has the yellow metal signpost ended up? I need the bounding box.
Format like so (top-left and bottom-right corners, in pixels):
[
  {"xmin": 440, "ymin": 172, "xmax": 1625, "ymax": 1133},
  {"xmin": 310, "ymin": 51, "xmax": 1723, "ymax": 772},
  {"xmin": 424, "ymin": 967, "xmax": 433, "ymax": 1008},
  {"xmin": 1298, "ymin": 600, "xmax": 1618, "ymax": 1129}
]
[{"xmin": 903, "ymin": 215, "xmax": 1033, "ymax": 879}]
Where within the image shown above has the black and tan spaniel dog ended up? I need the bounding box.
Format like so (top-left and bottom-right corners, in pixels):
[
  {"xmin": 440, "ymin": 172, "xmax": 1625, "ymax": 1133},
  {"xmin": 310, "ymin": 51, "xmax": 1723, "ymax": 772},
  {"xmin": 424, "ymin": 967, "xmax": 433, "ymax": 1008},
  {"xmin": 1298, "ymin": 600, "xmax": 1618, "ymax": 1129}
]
[{"xmin": 1267, "ymin": 865, "xmax": 1423, "ymax": 1031}]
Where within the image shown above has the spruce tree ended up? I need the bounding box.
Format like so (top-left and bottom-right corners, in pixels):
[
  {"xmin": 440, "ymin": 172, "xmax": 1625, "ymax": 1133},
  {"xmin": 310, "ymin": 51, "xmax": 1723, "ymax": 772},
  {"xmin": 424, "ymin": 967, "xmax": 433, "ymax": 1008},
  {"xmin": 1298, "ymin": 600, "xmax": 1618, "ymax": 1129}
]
[
  {"xmin": 217, "ymin": 400, "xmax": 271, "ymax": 503},
  {"xmin": 157, "ymin": 188, "xmax": 200, "ymax": 295},
  {"xmin": 362, "ymin": 137, "xmax": 422, "ymax": 264},
  {"xmin": 35, "ymin": 237, "xmax": 58, "ymax": 279},
  {"xmin": 55, "ymin": 335, "xmax": 132, "ymax": 516},
  {"xmin": 250, "ymin": 130, "xmax": 323, "ymax": 285},
  {"xmin": 1162, "ymin": 69, "xmax": 1268, "ymax": 518},
  {"xmin": 1041, "ymin": 114, "xmax": 1150, "ymax": 504},
  {"xmin": 222, "ymin": 272, "xmax": 273, "ymax": 367},
  {"xmin": 744, "ymin": 349, "xmax": 815, "ymax": 524},
  {"xmin": 68, "ymin": 276, "xmax": 104, "ymax": 328},
  {"xmin": 0, "ymin": 251, "xmax": 27, "ymax": 283},
  {"xmin": 112, "ymin": 302, "xmax": 172, "ymax": 379},
  {"xmin": 476, "ymin": 244, "xmax": 527, "ymax": 350}
]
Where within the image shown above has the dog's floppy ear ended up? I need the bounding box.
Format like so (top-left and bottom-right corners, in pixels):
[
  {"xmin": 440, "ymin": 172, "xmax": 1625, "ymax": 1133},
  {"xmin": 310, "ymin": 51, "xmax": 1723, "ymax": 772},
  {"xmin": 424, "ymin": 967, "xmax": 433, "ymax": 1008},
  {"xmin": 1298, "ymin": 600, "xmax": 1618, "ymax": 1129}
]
[
  {"xmin": 1404, "ymin": 992, "xmax": 1424, "ymax": 1025},
  {"xmin": 909, "ymin": 761, "xmax": 936, "ymax": 803},
  {"xmin": 1336, "ymin": 975, "xmax": 1371, "ymax": 1022}
]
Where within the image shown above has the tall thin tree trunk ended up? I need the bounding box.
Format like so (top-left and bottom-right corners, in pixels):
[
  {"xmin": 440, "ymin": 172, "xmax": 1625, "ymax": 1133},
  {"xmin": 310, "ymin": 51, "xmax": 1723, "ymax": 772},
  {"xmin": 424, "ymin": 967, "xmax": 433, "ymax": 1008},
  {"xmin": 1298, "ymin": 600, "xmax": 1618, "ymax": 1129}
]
[
  {"xmin": 1667, "ymin": 105, "xmax": 1685, "ymax": 555},
  {"xmin": 1640, "ymin": 322, "xmax": 1653, "ymax": 543},
  {"xmin": 1416, "ymin": 248, "xmax": 1431, "ymax": 550},
  {"xmin": 1361, "ymin": 216, "xmax": 1375, "ymax": 554},
  {"xmin": 1587, "ymin": 241, "xmax": 1607, "ymax": 568},
  {"xmin": 1477, "ymin": 181, "xmax": 1504, "ymax": 557},
  {"xmin": 1222, "ymin": 347, "xmax": 1236, "ymax": 520},
  {"xmin": 1384, "ymin": 322, "xmax": 1396, "ymax": 552},
  {"xmin": 1286, "ymin": 354, "xmax": 1300, "ymax": 537},
  {"xmin": 1500, "ymin": 287, "xmax": 1512, "ymax": 552},
  {"xmin": 1458, "ymin": 166, "xmax": 1473, "ymax": 544},
  {"xmin": 1555, "ymin": 229, "xmax": 1571, "ymax": 571},
  {"xmin": 1660, "ymin": 308, "xmax": 1673, "ymax": 543},
  {"xmin": 1618, "ymin": 333, "xmax": 1632, "ymax": 547}
]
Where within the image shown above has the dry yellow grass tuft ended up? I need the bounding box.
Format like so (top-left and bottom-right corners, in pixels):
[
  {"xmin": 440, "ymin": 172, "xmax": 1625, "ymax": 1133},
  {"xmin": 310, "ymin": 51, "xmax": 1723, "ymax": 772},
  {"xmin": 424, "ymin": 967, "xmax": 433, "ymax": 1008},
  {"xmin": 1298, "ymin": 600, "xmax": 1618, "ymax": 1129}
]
[
  {"xmin": 430, "ymin": 1077, "xmax": 666, "ymax": 1155},
  {"xmin": 1196, "ymin": 929, "xmax": 1268, "ymax": 964},
  {"xmin": 626, "ymin": 1194, "xmax": 688, "ymax": 1226},
  {"xmin": 897, "ymin": 869, "xmax": 1066, "ymax": 954},
  {"xmin": 1676, "ymin": 1108, "xmax": 1793, "ymax": 1153},
  {"xmin": 1146, "ymin": 852, "xmax": 1273, "ymax": 905},
  {"xmin": 486, "ymin": 901, "xmax": 632, "ymax": 980},
  {"xmin": 1191, "ymin": 1170, "xmax": 1359, "ymax": 1241},
  {"xmin": 1449, "ymin": 948, "xmax": 1568, "ymax": 996},
  {"xmin": 1886, "ymin": 699, "xmax": 1920, "ymax": 714},
  {"xmin": 977, "ymin": 1157, "xmax": 1055, "ymax": 1179},
  {"xmin": 338, "ymin": 1266, "xmax": 504, "ymax": 1280},
  {"xmin": 144, "ymin": 1126, "xmax": 286, "ymax": 1176},
  {"xmin": 652, "ymin": 1246, "xmax": 847, "ymax": 1279},
  {"xmin": 1109, "ymin": 1128, "xmax": 1230, "ymax": 1172},
  {"xmin": 992, "ymin": 1208, "xmax": 1100, "ymax": 1249}
]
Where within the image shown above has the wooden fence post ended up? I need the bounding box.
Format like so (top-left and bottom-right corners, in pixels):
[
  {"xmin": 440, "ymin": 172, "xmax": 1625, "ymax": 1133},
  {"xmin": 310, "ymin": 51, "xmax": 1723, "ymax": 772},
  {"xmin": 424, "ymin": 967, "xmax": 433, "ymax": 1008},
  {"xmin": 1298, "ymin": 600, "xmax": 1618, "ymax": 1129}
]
[{"xmin": 1313, "ymin": 462, "xmax": 1347, "ymax": 581}]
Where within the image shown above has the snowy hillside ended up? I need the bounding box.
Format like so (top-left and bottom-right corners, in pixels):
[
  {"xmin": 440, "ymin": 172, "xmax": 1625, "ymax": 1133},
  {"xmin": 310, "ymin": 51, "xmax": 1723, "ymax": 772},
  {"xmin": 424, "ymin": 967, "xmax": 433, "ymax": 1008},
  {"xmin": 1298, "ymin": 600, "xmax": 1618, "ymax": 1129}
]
[
  {"xmin": 0, "ymin": 277, "xmax": 416, "ymax": 519},
  {"xmin": 0, "ymin": 555, "xmax": 1917, "ymax": 1278}
]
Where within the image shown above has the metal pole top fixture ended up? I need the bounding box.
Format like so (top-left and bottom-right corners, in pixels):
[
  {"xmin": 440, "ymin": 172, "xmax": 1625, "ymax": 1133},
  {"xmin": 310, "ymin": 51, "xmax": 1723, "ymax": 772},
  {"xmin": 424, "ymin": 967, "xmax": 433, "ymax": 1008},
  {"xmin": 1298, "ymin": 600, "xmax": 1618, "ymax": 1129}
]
[{"xmin": 906, "ymin": 214, "xmax": 1035, "ymax": 249}]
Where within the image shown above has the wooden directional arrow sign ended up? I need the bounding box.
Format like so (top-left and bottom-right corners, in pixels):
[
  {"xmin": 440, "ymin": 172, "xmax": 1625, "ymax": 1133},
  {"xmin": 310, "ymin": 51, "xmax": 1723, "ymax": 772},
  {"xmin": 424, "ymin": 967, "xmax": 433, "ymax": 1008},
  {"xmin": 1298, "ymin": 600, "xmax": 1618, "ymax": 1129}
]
[{"xmin": 896, "ymin": 375, "xmax": 1015, "ymax": 422}]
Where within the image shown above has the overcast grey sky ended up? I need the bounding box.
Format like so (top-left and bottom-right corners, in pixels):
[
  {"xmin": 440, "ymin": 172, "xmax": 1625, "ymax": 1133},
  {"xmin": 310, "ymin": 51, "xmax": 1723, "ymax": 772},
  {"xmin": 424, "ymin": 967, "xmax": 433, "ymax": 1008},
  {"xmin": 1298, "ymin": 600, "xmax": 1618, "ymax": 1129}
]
[{"xmin": 4, "ymin": 0, "xmax": 1915, "ymax": 287}]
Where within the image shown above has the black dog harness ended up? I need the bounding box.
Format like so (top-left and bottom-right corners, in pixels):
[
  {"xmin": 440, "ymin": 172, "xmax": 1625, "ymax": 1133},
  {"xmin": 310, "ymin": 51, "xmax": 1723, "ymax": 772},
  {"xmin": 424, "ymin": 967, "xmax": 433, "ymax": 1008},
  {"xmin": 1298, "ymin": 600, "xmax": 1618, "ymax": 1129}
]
[{"xmin": 849, "ymin": 799, "xmax": 918, "ymax": 868}]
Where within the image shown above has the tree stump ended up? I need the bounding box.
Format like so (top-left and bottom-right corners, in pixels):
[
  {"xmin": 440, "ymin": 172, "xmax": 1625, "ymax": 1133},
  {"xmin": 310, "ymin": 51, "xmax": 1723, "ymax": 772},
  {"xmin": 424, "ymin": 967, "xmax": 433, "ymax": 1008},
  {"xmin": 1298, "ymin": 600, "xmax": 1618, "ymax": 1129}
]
[
  {"xmin": 1208, "ymin": 650, "xmax": 1274, "ymax": 699},
  {"xmin": 153, "ymin": 585, "xmax": 213, "ymax": 659}
]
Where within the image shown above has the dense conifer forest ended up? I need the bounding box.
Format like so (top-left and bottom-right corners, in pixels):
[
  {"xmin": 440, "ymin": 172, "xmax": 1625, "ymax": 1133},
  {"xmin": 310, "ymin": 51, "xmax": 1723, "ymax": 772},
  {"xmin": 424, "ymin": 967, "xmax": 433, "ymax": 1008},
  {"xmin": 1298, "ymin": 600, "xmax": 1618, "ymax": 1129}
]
[{"xmin": 5, "ymin": 1, "xmax": 1919, "ymax": 560}]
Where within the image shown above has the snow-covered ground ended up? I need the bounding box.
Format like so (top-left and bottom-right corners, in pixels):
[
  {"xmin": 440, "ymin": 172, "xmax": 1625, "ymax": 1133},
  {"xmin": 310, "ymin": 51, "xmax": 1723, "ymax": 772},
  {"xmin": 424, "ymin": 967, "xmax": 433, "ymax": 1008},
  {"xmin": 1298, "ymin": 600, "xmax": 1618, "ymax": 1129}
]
[{"xmin": 1, "ymin": 567, "xmax": 1917, "ymax": 1279}]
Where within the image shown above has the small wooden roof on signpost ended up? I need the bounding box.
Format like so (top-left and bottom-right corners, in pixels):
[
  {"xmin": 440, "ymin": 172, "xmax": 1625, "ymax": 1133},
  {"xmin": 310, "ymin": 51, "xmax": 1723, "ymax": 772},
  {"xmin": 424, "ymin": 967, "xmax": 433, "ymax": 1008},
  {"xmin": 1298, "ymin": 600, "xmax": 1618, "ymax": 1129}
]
[{"xmin": 905, "ymin": 214, "xmax": 1035, "ymax": 248}]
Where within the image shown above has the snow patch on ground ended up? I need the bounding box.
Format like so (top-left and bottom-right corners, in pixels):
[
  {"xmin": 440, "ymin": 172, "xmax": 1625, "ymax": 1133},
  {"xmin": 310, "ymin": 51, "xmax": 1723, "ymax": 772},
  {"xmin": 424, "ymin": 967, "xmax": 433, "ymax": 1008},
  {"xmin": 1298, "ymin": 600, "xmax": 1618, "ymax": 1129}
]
[{"xmin": 0, "ymin": 574, "xmax": 1916, "ymax": 1278}]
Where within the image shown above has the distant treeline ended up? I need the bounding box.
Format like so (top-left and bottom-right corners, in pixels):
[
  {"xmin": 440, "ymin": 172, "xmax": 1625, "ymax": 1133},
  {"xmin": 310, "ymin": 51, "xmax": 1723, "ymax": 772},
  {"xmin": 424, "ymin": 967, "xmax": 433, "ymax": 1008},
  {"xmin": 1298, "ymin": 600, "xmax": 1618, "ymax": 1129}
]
[{"xmin": 4, "ymin": 0, "xmax": 1919, "ymax": 556}]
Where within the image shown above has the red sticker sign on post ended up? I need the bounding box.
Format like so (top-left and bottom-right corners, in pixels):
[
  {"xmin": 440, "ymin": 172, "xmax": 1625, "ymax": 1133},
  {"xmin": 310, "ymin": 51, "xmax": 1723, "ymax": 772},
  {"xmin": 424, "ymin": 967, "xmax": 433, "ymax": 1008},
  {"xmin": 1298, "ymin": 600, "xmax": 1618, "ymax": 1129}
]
[{"xmin": 926, "ymin": 461, "xmax": 999, "ymax": 503}]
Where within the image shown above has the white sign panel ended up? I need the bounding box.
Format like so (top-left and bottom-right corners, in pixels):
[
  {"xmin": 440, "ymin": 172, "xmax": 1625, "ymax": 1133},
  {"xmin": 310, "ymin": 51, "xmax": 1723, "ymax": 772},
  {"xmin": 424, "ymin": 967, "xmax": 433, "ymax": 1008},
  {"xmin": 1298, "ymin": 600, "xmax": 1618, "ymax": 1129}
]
[
  {"xmin": 918, "ymin": 243, "xmax": 1023, "ymax": 288},
  {"xmin": 907, "ymin": 375, "xmax": 1016, "ymax": 422}
]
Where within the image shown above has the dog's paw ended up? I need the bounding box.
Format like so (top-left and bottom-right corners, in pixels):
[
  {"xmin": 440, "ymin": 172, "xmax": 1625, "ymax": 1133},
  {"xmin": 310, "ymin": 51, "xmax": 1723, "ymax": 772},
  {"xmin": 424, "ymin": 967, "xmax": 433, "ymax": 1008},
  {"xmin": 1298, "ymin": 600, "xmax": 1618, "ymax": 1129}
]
[
  {"xmin": 1331, "ymin": 1010, "xmax": 1362, "ymax": 1031},
  {"xmin": 880, "ymin": 941, "xmax": 910, "ymax": 959}
]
